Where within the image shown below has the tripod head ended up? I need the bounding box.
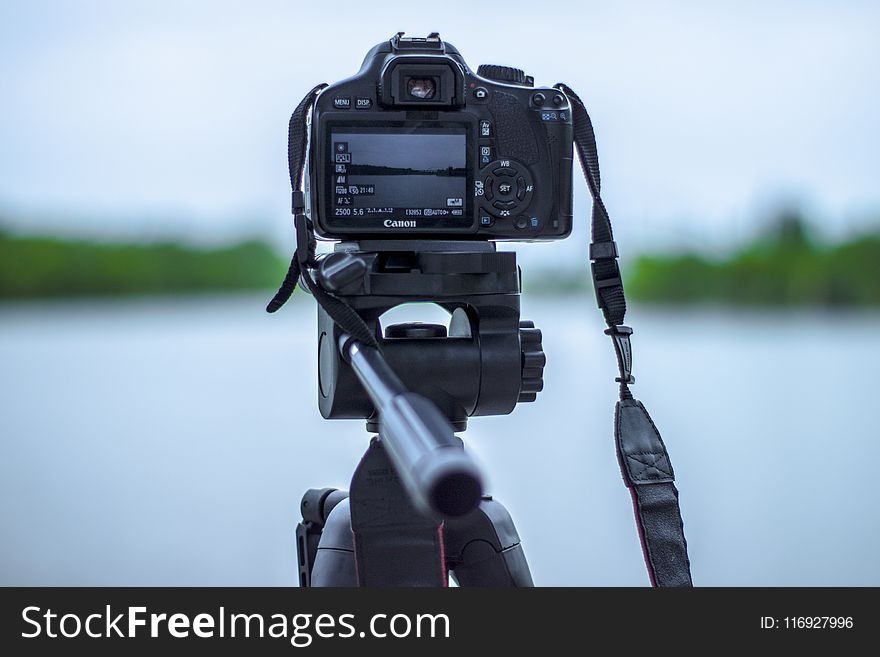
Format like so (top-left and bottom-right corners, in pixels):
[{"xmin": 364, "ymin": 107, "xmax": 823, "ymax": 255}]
[
  {"xmin": 315, "ymin": 240, "xmax": 545, "ymax": 433},
  {"xmin": 307, "ymin": 239, "xmax": 544, "ymax": 523}
]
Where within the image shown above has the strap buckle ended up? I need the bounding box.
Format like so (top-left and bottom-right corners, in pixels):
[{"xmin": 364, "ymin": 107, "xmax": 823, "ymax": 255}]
[{"xmin": 604, "ymin": 324, "xmax": 635, "ymax": 385}]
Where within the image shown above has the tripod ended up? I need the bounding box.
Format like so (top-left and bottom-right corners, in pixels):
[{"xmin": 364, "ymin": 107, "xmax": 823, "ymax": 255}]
[{"xmin": 295, "ymin": 240, "xmax": 544, "ymax": 587}]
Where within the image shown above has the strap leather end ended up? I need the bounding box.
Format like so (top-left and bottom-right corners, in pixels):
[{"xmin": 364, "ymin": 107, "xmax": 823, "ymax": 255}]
[{"xmin": 615, "ymin": 399, "xmax": 675, "ymax": 485}]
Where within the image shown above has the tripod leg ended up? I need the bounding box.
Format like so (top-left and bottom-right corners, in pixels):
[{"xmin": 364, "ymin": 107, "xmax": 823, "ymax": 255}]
[
  {"xmin": 309, "ymin": 497, "xmax": 358, "ymax": 587},
  {"xmin": 444, "ymin": 496, "xmax": 534, "ymax": 587},
  {"xmin": 350, "ymin": 439, "xmax": 447, "ymax": 587},
  {"xmin": 296, "ymin": 487, "xmax": 349, "ymax": 587}
]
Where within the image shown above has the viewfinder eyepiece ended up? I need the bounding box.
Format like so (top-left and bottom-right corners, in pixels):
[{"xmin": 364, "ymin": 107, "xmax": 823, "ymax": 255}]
[
  {"xmin": 407, "ymin": 77, "xmax": 437, "ymax": 100},
  {"xmin": 380, "ymin": 55, "xmax": 464, "ymax": 108}
]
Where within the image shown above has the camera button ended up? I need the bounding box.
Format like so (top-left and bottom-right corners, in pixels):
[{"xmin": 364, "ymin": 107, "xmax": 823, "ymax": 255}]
[
  {"xmin": 479, "ymin": 120, "xmax": 493, "ymax": 137},
  {"xmin": 492, "ymin": 166, "xmax": 516, "ymax": 177},
  {"xmin": 355, "ymin": 97, "xmax": 373, "ymax": 109},
  {"xmin": 493, "ymin": 200, "xmax": 517, "ymax": 211},
  {"xmin": 473, "ymin": 87, "xmax": 489, "ymax": 101},
  {"xmin": 333, "ymin": 97, "xmax": 352, "ymax": 109},
  {"xmin": 532, "ymin": 92, "xmax": 546, "ymax": 107},
  {"xmin": 479, "ymin": 145, "xmax": 493, "ymax": 165},
  {"xmin": 515, "ymin": 216, "xmax": 530, "ymax": 229},
  {"xmin": 497, "ymin": 180, "xmax": 514, "ymax": 197},
  {"xmin": 480, "ymin": 215, "xmax": 494, "ymax": 227},
  {"xmin": 516, "ymin": 176, "xmax": 526, "ymax": 200}
]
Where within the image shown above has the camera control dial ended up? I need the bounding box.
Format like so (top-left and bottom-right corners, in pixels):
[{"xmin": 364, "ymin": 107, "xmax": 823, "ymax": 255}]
[
  {"xmin": 476, "ymin": 64, "xmax": 533, "ymax": 87},
  {"xmin": 478, "ymin": 159, "xmax": 534, "ymax": 219}
]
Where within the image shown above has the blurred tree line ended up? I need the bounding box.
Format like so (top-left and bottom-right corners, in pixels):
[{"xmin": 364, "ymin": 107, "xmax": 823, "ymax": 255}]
[
  {"xmin": 2, "ymin": 210, "xmax": 878, "ymax": 306},
  {"xmin": 0, "ymin": 231, "xmax": 286, "ymax": 299},
  {"xmin": 627, "ymin": 211, "xmax": 880, "ymax": 306}
]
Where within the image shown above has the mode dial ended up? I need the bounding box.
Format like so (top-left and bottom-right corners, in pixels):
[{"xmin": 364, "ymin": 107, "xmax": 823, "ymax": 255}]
[
  {"xmin": 518, "ymin": 320, "xmax": 545, "ymax": 402},
  {"xmin": 477, "ymin": 64, "xmax": 533, "ymax": 87}
]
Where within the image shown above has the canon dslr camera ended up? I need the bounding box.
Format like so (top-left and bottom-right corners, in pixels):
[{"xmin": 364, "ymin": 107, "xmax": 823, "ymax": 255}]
[{"xmin": 305, "ymin": 32, "xmax": 573, "ymax": 241}]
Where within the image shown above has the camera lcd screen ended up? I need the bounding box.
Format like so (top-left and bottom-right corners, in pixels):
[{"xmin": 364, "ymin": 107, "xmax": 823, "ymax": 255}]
[{"xmin": 328, "ymin": 126, "xmax": 469, "ymax": 224}]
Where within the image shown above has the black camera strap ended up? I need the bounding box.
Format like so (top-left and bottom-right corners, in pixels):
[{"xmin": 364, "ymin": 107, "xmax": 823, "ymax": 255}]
[
  {"xmin": 556, "ymin": 82, "xmax": 692, "ymax": 586},
  {"xmin": 266, "ymin": 83, "xmax": 380, "ymax": 350},
  {"xmin": 269, "ymin": 82, "xmax": 692, "ymax": 586}
]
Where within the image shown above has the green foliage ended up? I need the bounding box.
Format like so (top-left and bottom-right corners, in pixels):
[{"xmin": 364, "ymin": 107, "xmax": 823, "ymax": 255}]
[
  {"xmin": 2, "ymin": 209, "xmax": 878, "ymax": 306},
  {"xmin": 0, "ymin": 231, "xmax": 287, "ymax": 299},
  {"xmin": 627, "ymin": 212, "xmax": 880, "ymax": 307}
]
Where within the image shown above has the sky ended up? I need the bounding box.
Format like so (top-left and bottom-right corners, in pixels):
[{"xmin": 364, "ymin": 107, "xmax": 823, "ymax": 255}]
[
  {"xmin": 1, "ymin": 0, "xmax": 879, "ymax": 263},
  {"xmin": 334, "ymin": 132, "xmax": 467, "ymax": 170}
]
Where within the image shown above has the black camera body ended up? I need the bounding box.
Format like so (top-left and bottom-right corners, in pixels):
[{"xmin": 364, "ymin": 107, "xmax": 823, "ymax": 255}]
[{"xmin": 305, "ymin": 33, "xmax": 573, "ymax": 241}]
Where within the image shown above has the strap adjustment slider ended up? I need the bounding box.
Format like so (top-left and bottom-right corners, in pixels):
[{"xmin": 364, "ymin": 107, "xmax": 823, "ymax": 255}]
[
  {"xmin": 292, "ymin": 190, "xmax": 306, "ymax": 214},
  {"xmin": 604, "ymin": 324, "xmax": 635, "ymax": 385}
]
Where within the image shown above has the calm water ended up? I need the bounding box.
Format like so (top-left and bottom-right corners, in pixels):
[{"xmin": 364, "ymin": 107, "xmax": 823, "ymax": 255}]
[{"xmin": 1, "ymin": 294, "xmax": 878, "ymax": 586}]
